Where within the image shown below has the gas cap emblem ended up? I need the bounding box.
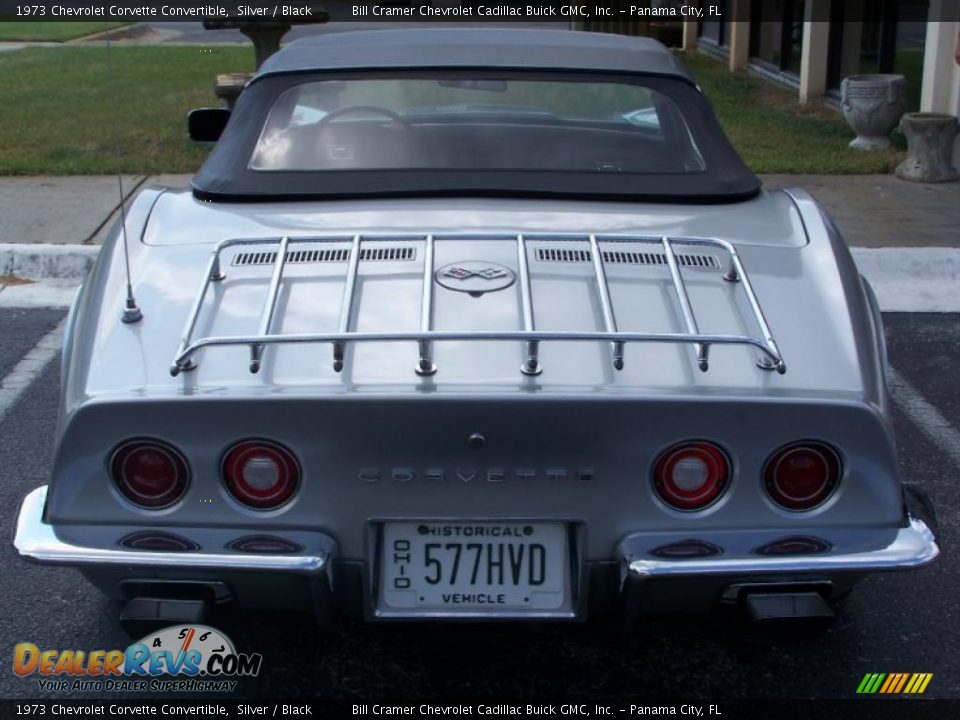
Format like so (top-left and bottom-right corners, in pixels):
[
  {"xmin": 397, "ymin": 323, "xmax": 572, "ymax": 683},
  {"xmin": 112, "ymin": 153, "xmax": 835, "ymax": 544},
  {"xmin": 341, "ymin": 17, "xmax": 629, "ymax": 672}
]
[{"xmin": 436, "ymin": 261, "xmax": 516, "ymax": 296}]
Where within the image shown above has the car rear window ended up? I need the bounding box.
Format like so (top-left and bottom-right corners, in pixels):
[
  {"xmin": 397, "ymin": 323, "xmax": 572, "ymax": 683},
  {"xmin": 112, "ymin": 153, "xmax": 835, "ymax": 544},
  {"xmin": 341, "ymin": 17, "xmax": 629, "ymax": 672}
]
[{"xmin": 249, "ymin": 75, "xmax": 707, "ymax": 175}]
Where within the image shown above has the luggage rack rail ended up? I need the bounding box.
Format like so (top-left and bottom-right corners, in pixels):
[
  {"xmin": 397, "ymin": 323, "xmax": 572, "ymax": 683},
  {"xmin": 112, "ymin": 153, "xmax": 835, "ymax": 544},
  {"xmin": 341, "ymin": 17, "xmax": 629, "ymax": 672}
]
[{"xmin": 169, "ymin": 233, "xmax": 786, "ymax": 378}]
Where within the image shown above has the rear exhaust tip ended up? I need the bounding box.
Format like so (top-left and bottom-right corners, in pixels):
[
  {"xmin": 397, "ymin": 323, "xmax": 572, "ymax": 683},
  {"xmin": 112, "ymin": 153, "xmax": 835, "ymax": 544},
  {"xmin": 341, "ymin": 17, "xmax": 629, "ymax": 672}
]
[
  {"xmin": 119, "ymin": 597, "xmax": 208, "ymax": 637},
  {"xmin": 743, "ymin": 592, "xmax": 835, "ymax": 637}
]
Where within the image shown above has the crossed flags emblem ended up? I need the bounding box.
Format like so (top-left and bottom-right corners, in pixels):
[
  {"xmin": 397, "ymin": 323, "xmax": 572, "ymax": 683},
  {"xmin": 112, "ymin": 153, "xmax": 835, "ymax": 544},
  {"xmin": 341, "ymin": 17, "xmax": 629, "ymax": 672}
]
[{"xmin": 441, "ymin": 266, "xmax": 510, "ymax": 281}]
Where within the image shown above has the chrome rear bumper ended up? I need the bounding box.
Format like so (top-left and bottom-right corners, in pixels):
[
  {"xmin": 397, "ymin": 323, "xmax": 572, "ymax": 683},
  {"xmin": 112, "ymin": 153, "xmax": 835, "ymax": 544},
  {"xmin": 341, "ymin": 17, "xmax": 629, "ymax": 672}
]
[
  {"xmin": 616, "ymin": 510, "xmax": 937, "ymax": 622},
  {"xmin": 619, "ymin": 516, "xmax": 938, "ymax": 584},
  {"xmin": 14, "ymin": 486, "xmax": 330, "ymax": 574},
  {"xmin": 14, "ymin": 484, "xmax": 939, "ymax": 621}
]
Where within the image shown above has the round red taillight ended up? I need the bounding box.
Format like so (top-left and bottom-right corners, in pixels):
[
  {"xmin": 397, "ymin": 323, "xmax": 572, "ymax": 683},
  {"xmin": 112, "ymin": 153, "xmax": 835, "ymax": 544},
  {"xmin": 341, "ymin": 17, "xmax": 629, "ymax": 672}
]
[
  {"xmin": 111, "ymin": 439, "xmax": 189, "ymax": 509},
  {"xmin": 764, "ymin": 442, "xmax": 841, "ymax": 511},
  {"xmin": 222, "ymin": 440, "xmax": 300, "ymax": 510},
  {"xmin": 652, "ymin": 441, "xmax": 730, "ymax": 511}
]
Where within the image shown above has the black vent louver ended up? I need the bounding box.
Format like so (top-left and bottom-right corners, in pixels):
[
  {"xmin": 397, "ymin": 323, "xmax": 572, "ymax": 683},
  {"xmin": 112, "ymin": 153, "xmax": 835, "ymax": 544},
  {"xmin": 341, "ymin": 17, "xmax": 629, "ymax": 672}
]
[
  {"xmin": 535, "ymin": 247, "xmax": 719, "ymax": 269},
  {"xmin": 233, "ymin": 246, "xmax": 415, "ymax": 266}
]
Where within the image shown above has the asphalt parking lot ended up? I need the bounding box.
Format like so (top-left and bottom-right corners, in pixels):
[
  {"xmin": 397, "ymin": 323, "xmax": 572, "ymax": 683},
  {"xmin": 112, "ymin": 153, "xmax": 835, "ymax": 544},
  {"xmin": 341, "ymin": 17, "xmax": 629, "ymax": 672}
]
[{"xmin": 1, "ymin": 308, "xmax": 956, "ymax": 700}]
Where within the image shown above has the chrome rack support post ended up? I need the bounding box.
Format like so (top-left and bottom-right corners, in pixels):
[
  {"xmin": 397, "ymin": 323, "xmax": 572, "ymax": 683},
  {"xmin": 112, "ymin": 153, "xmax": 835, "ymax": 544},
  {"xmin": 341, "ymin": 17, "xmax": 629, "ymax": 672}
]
[
  {"xmin": 517, "ymin": 234, "xmax": 542, "ymax": 376},
  {"xmin": 661, "ymin": 236, "xmax": 709, "ymax": 372},
  {"xmin": 211, "ymin": 254, "xmax": 225, "ymax": 282},
  {"xmin": 333, "ymin": 235, "xmax": 362, "ymax": 373},
  {"xmin": 250, "ymin": 236, "xmax": 289, "ymax": 373},
  {"xmin": 415, "ymin": 234, "xmax": 438, "ymax": 376},
  {"xmin": 170, "ymin": 248, "xmax": 223, "ymax": 376},
  {"xmin": 723, "ymin": 257, "xmax": 739, "ymax": 283},
  {"xmin": 725, "ymin": 245, "xmax": 786, "ymax": 374},
  {"xmin": 589, "ymin": 234, "xmax": 624, "ymax": 370}
]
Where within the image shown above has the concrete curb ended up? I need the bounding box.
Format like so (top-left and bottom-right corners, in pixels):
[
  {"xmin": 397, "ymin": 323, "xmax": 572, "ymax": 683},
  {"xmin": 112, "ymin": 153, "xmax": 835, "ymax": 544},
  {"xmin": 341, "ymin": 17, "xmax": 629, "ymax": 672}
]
[
  {"xmin": 851, "ymin": 247, "xmax": 960, "ymax": 313},
  {"xmin": 67, "ymin": 23, "xmax": 150, "ymax": 44},
  {"xmin": 0, "ymin": 282, "xmax": 79, "ymax": 309},
  {"xmin": 0, "ymin": 244, "xmax": 958, "ymax": 312},
  {"xmin": 0, "ymin": 243, "xmax": 99, "ymax": 281}
]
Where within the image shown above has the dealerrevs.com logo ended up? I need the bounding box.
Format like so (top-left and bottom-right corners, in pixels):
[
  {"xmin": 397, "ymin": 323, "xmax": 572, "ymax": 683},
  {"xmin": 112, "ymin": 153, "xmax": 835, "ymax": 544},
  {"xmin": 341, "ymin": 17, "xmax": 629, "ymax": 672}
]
[{"xmin": 13, "ymin": 625, "xmax": 261, "ymax": 693}]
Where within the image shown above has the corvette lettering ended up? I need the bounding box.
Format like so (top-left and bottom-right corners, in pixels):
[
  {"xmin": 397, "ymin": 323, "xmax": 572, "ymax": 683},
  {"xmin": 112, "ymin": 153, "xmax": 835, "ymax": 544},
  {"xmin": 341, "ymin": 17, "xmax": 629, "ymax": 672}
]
[{"xmin": 358, "ymin": 468, "xmax": 595, "ymax": 483}]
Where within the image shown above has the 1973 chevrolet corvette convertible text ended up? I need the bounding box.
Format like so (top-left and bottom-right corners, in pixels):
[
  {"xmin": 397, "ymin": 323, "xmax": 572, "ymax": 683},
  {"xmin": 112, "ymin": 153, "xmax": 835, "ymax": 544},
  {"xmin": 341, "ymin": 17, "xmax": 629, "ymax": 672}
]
[{"xmin": 13, "ymin": 28, "xmax": 939, "ymax": 631}]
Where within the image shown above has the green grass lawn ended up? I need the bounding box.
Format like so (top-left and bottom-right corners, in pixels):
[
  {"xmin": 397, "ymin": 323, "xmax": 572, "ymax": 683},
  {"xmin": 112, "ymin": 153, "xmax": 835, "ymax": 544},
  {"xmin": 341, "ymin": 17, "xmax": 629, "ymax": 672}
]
[
  {"xmin": 682, "ymin": 51, "xmax": 906, "ymax": 174},
  {"xmin": 0, "ymin": 46, "xmax": 253, "ymax": 174},
  {"xmin": 0, "ymin": 22, "xmax": 131, "ymax": 42},
  {"xmin": 0, "ymin": 45, "xmax": 904, "ymax": 176}
]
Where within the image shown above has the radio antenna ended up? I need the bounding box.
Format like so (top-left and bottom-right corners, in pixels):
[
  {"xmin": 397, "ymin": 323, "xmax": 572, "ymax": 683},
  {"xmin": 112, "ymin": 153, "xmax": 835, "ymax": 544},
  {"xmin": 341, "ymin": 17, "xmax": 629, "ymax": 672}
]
[{"xmin": 107, "ymin": 30, "xmax": 142, "ymax": 324}]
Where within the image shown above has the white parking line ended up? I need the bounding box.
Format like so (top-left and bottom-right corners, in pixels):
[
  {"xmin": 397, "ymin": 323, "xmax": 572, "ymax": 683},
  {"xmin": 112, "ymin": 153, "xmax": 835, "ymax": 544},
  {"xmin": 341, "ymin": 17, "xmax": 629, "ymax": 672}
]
[
  {"xmin": 888, "ymin": 367, "xmax": 960, "ymax": 470},
  {"xmin": 0, "ymin": 319, "xmax": 66, "ymax": 424}
]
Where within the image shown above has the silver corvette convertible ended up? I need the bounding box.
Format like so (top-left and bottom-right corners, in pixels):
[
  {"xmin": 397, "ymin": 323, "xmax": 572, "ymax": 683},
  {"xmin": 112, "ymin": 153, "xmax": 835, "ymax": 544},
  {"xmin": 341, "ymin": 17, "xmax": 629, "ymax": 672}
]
[{"xmin": 14, "ymin": 28, "xmax": 939, "ymax": 630}]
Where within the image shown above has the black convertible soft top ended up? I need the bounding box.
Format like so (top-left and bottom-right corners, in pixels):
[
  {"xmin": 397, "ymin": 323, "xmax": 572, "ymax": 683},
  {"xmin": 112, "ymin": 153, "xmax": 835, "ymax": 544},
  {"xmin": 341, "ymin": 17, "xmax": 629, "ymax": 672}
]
[
  {"xmin": 255, "ymin": 28, "xmax": 697, "ymax": 82},
  {"xmin": 193, "ymin": 29, "xmax": 761, "ymax": 204}
]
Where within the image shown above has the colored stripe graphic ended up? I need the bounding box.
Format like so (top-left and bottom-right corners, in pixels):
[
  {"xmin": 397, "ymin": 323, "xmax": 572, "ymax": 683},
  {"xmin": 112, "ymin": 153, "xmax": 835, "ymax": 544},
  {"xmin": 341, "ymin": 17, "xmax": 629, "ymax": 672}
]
[
  {"xmin": 879, "ymin": 674, "xmax": 896, "ymax": 693},
  {"xmin": 857, "ymin": 673, "xmax": 932, "ymax": 694},
  {"xmin": 856, "ymin": 673, "xmax": 885, "ymax": 694},
  {"xmin": 906, "ymin": 673, "xmax": 934, "ymax": 694}
]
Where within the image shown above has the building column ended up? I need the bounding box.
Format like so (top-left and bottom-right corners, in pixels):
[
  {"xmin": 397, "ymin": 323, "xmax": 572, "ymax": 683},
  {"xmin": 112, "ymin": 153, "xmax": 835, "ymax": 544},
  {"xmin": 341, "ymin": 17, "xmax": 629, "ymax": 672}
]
[
  {"xmin": 682, "ymin": 21, "xmax": 699, "ymax": 52},
  {"xmin": 920, "ymin": 1, "xmax": 960, "ymax": 113},
  {"xmin": 920, "ymin": 0, "xmax": 960, "ymax": 169},
  {"xmin": 840, "ymin": 0, "xmax": 864, "ymax": 80},
  {"xmin": 727, "ymin": 0, "xmax": 751, "ymax": 72},
  {"xmin": 799, "ymin": 0, "xmax": 832, "ymax": 104}
]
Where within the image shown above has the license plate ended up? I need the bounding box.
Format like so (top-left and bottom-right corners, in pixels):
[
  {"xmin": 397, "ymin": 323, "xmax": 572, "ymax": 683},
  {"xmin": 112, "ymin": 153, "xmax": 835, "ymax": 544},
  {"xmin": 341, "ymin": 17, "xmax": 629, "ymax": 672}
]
[{"xmin": 378, "ymin": 522, "xmax": 570, "ymax": 616}]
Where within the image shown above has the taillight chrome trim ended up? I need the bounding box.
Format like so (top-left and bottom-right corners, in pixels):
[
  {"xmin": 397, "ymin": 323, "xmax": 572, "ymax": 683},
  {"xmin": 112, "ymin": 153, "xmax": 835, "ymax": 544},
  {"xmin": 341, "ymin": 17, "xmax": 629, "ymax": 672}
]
[
  {"xmin": 228, "ymin": 535, "xmax": 305, "ymax": 554},
  {"xmin": 109, "ymin": 438, "xmax": 190, "ymax": 510},
  {"xmin": 763, "ymin": 441, "xmax": 842, "ymax": 512},
  {"xmin": 649, "ymin": 539, "xmax": 724, "ymax": 559},
  {"xmin": 220, "ymin": 439, "xmax": 301, "ymax": 511},
  {"xmin": 651, "ymin": 440, "xmax": 731, "ymax": 512},
  {"xmin": 754, "ymin": 536, "xmax": 833, "ymax": 556},
  {"xmin": 119, "ymin": 531, "xmax": 199, "ymax": 552}
]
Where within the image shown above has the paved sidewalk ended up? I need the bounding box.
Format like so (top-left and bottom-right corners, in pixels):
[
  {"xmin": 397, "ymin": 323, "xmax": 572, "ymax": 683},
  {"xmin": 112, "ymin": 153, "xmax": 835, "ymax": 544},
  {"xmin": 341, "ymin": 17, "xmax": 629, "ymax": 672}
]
[
  {"xmin": 762, "ymin": 175, "xmax": 960, "ymax": 248},
  {"xmin": 0, "ymin": 175, "xmax": 188, "ymax": 247}
]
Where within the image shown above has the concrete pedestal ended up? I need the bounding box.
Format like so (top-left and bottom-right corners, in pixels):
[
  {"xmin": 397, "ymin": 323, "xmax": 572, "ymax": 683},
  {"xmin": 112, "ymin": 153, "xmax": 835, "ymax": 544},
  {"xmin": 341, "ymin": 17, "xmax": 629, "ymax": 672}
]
[
  {"xmin": 214, "ymin": 73, "xmax": 253, "ymax": 111},
  {"xmin": 896, "ymin": 113, "xmax": 960, "ymax": 183}
]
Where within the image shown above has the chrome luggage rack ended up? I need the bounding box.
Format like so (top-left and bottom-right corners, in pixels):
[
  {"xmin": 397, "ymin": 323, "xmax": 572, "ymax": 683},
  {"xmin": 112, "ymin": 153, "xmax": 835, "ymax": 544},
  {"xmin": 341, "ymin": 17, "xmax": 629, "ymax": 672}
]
[{"xmin": 169, "ymin": 232, "xmax": 786, "ymax": 378}]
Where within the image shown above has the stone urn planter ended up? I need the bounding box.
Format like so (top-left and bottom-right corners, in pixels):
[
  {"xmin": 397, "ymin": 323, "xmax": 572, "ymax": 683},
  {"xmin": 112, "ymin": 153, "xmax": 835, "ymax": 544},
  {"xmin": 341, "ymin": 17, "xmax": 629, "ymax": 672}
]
[
  {"xmin": 841, "ymin": 74, "xmax": 907, "ymax": 150},
  {"xmin": 896, "ymin": 113, "xmax": 959, "ymax": 183}
]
